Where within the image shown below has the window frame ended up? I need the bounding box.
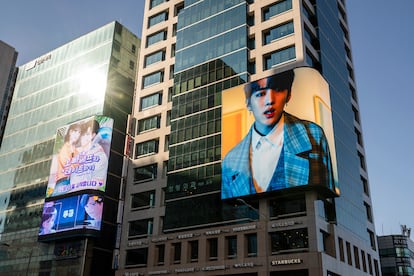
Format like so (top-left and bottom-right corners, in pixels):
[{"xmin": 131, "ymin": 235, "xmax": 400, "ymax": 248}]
[
  {"xmin": 140, "ymin": 92, "xmax": 162, "ymax": 110},
  {"xmin": 133, "ymin": 163, "xmax": 158, "ymax": 183}
]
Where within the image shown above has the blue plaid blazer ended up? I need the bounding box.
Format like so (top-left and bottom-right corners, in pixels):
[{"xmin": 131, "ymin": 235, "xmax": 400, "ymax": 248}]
[{"xmin": 221, "ymin": 112, "xmax": 334, "ymax": 199}]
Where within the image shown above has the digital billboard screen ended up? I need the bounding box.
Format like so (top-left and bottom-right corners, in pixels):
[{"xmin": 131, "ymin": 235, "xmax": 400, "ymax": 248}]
[
  {"xmin": 46, "ymin": 115, "xmax": 113, "ymax": 198},
  {"xmin": 221, "ymin": 67, "xmax": 339, "ymax": 200},
  {"xmin": 38, "ymin": 193, "xmax": 104, "ymax": 240}
]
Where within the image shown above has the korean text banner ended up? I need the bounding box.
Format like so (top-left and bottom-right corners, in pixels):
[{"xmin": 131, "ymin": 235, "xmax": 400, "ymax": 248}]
[
  {"xmin": 46, "ymin": 115, "xmax": 113, "ymax": 198},
  {"xmin": 221, "ymin": 67, "xmax": 339, "ymax": 200},
  {"xmin": 38, "ymin": 193, "xmax": 104, "ymax": 239}
]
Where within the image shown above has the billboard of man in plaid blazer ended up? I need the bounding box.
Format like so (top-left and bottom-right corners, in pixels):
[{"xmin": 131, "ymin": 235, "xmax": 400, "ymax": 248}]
[{"xmin": 221, "ymin": 69, "xmax": 335, "ymax": 199}]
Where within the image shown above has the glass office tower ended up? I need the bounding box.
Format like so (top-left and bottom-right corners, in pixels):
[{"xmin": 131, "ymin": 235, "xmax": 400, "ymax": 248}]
[
  {"xmin": 119, "ymin": 0, "xmax": 380, "ymax": 275},
  {"xmin": 0, "ymin": 40, "xmax": 18, "ymax": 146},
  {"xmin": 0, "ymin": 22, "xmax": 139, "ymax": 275}
]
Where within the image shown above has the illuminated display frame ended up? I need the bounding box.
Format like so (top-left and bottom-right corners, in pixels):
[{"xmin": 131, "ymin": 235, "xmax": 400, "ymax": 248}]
[
  {"xmin": 39, "ymin": 115, "xmax": 113, "ymax": 241},
  {"xmin": 221, "ymin": 67, "xmax": 339, "ymax": 200},
  {"xmin": 46, "ymin": 115, "xmax": 113, "ymax": 198},
  {"xmin": 38, "ymin": 192, "xmax": 104, "ymax": 241}
]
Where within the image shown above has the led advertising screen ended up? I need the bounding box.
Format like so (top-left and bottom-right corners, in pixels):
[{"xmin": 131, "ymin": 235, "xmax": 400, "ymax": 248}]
[
  {"xmin": 46, "ymin": 116, "xmax": 113, "ymax": 198},
  {"xmin": 221, "ymin": 67, "xmax": 339, "ymax": 200},
  {"xmin": 38, "ymin": 193, "xmax": 104, "ymax": 240}
]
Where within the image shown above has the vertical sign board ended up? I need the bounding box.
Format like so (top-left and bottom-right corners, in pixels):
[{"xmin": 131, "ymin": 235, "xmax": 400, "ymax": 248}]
[
  {"xmin": 46, "ymin": 115, "xmax": 113, "ymax": 197},
  {"xmin": 39, "ymin": 115, "xmax": 113, "ymax": 240}
]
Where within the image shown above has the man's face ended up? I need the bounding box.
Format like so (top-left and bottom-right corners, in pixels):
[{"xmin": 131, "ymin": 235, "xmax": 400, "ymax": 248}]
[{"xmin": 247, "ymin": 78, "xmax": 290, "ymax": 135}]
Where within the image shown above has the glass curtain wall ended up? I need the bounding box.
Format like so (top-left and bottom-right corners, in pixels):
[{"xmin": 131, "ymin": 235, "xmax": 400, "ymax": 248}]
[{"xmin": 164, "ymin": 0, "xmax": 252, "ymax": 230}]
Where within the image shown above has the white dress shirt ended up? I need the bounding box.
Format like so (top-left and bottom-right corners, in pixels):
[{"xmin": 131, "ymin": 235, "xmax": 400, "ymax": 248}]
[{"xmin": 251, "ymin": 114, "xmax": 284, "ymax": 192}]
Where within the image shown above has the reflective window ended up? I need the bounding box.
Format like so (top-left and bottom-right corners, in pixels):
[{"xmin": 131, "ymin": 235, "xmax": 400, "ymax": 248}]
[
  {"xmin": 138, "ymin": 115, "xmax": 161, "ymax": 133},
  {"xmin": 135, "ymin": 140, "xmax": 159, "ymax": 158},
  {"xmin": 246, "ymin": 233, "xmax": 257, "ymax": 257},
  {"xmin": 176, "ymin": 5, "xmax": 246, "ymax": 50},
  {"xmin": 131, "ymin": 190, "xmax": 155, "ymax": 209},
  {"xmin": 175, "ymin": 27, "xmax": 247, "ymax": 72},
  {"xmin": 270, "ymin": 228, "xmax": 308, "ymax": 253},
  {"xmin": 269, "ymin": 195, "xmax": 306, "ymax": 218},
  {"xmin": 189, "ymin": 240, "xmax": 199, "ymax": 262},
  {"xmin": 125, "ymin": 248, "xmax": 148, "ymax": 266},
  {"xmin": 361, "ymin": 250, "xmax": 367, "ymax": 272},
  {"xmin": 150, "ymin": 0, "xmax": 165, "ymax": 9},
  {"xmin": 168, "ymin": 134, "xmax": 221, "ymax": 171},
  {"xmin": 144, "ymin": 50, "xmax": 165, "ymax": 67},
  {"xmin": 338, "ymin": 237, "xmax": 345, "ymax": 262},
  {"xmin": 263, "ymin": 0, "xmax": 292, "ymax": 21},
  {"xmin": 143, "ymin": 71, "xmax": 164, "ymax": 88},
  {"xmin": 174, "ymin": 2, "xmax": 184, "ymax": 16},
  {"xmin": 208, "ymin": 238, "xmax": 218, "ymax": 260},
  {"xmin": 346, "ymin": 241, "xmax": 352, "ymax": 265},
  {"xmin": 263, "ymin": 21, "xmax": 294, "ymax": 45},
  {"xmin": 358, "ymin": 151, "xmax": 366, "ymax": 170},
  {"xmin": 156, "ymin": 244, "xmax": 165, "ymax": 264},
  {"xmin": 177, "ymin": 0, "xmax": 245, "ymax": 29},
  {"xmin": 367, "ymin": 254, "xmax": 373, "ymax": 274},
  {"xmin": 354, "ymin": 246, "xmax": 361, "ymax": 269},
  {"xmin": 264, "ymin": 46, "xmax": 296, "ymax": 70},
  {"xmin": 129, "ymin": 60, "xmax": 135, "ymax": 70},
  {"xmin": 226, "ymin": 236, "xmax": 237, "ymax": 259},
  {"xmin": 146, "ymin": 30, "xmax": 167, "ymax": 47},
  {"xmin": 141, "ymin": 92, "xmax": 162, "ymax": 110},
  {"xmin": 364, "ymin": 202, "xmax": 373, "ymax": 222},
  {"xmin": 368, "ymin": 229, "xmax": 376, "ymax": 250},
  {"xmin": 148, "ymin": 11, "xmax": 168, "ymax": 28},
  {"xmin": 128, "ymin": 219, "xmax": 153, "ymax": 237},
  {"xmin": 173, "ymin": 242, "xmax": 181, "ymax": 263},
  {"xmin": 133, "ymin": 163, "xmax": 157, "ymax": 183}
]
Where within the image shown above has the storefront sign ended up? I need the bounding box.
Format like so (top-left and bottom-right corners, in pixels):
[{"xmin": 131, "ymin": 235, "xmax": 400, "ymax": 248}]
[
  {"xmin": 271, "ymin": 220, "xmax": 302, "ymax": 228},
  {"xmin": 148, "ymin": 270, "xmax": 169, "ymax": 275},
  {"xmin": 271, "ymin": 258, "xmax": 302, "ymax": 266},
  {"xmin": 127, "ymin": 240, "xmax": 148, "ymax": 247},
  {"xmin": 175, "ymin": 267, "xmax": 195, "ymax": 273},
  {"xmin": 233, "ymin": 224, "xmax": 256, "ymax": 232},
  {"xmin": 205, "ymin": 229, "xmax": 230, "ymax": 235},
  {"xmin": 201, "ymin": 265, "xmax": 226, "ymax": 271},
  {"xmin": 234, "ymin": 262, "xmax": 255, "ymax": 268}
]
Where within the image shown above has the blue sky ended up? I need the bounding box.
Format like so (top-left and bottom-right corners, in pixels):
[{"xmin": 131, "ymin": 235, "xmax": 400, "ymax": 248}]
[
  {"xmin": 1, "ymin": 1, "xmax": 413, "ymax": 235},
  {"xmin": 347, "ymin": 1, "xmax": 414, "ymax": 235}
]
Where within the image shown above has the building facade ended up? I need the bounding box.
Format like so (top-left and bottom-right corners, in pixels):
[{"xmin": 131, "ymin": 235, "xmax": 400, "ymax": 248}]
[
  {"xmin": 0, "ymin": 40, "xmax": 18, "ymax": 146},
  {"xmin": 118, "ymin": 0, "xmax": 380, "ymax": 275},
  {"xmin": 0, "ymin": 22, "xmax": 139, "ymax": 275},
  {"xmin": 378, "ymin": 226, "xmax": 414, "ymax": 276}
]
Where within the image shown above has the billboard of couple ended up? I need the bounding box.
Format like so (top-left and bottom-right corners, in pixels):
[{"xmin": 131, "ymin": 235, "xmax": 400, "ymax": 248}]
[
  {"xmin": 46, "ymin": 115, "xmax": 113, "ymax": 198},
  {"xmin": 221, "ymin": 67, "xmax": 339, "ymax": 199}
]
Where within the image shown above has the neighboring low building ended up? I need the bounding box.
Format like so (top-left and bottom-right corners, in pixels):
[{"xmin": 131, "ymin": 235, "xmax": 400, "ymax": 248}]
[{"xmin": 378, "ymin": 226, "xmax": 414, "ymax": 276}]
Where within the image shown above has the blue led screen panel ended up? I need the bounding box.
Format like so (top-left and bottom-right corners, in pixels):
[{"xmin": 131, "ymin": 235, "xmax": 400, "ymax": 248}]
[{"xmin": 38, "ymin": 193, "xmax": 104, "ymax": 240}]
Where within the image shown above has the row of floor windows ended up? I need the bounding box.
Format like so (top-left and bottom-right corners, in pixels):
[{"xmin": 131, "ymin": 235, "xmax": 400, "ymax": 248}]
[
  {"xmin": 125, "ymin": 229, "xmax": 381, "ymax": 274},
  {"xmin": 142, "ymin": 0, "xmax": 296, "ymax": 85},
  {"xmin": 125, "ymin": 228, "xmax": 308, "ymax": 267},
  {"xmin": 338, "ymin": 236, "xmax": 380, "ymax": 275}
]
